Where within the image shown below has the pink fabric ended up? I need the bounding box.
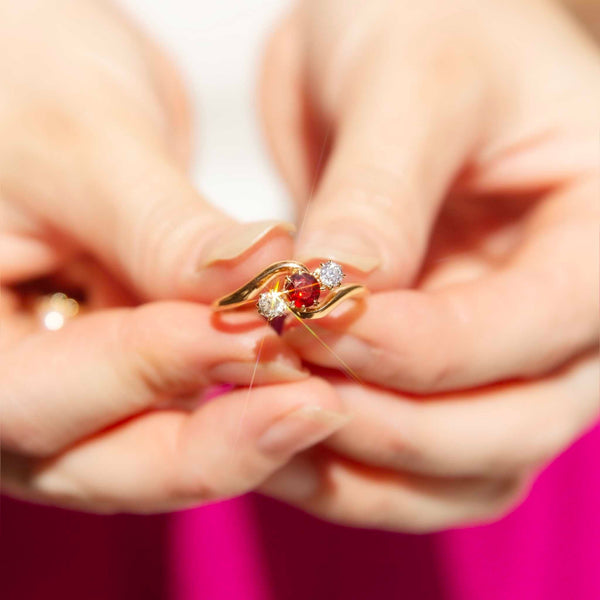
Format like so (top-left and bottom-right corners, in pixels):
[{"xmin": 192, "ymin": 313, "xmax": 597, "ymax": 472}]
[
  {"xmin": 440, "ymin": 422, "xmax": 600, "ymax": 600},
  {"xmin": 2, "ymin": 424, "xmax": 599, "ymax": 600},
  {"xmin": 170, "ymin": 499, "xmax": 272, "ymax": 600}
]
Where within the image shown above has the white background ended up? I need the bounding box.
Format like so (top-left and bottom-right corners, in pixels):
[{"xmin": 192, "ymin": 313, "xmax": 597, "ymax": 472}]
[{"xmin": 121, "ymin": 0, "xmax": 292, "ymax": 221}]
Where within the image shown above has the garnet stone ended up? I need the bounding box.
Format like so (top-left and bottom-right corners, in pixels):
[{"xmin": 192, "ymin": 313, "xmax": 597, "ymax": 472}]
[{"xmin": 285, "ymin": 272, "xmax": 320, "ymax": 309}]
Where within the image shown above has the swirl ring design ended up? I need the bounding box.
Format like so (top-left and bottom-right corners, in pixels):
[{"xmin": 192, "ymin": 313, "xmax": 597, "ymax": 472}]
[{"xmin": 212, "ymin": 260, "xmax": 367, "ymax": 321}]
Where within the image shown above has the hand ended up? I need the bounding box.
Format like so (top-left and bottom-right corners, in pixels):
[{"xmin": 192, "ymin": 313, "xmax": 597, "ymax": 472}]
[
  {"xmin": 1, "ymin": 0, "xmax": 295, "ymax": 302},
  {"xmin": 2, "ymin": 299, "xmax": 348, "ymax": 512},
  {"xmin": 0, "ymin": 0, "xmax": 348, "ymax": 513},
  {"xmin": 260, "ymin": 0, "xmax": 600, "ymax": 530}
]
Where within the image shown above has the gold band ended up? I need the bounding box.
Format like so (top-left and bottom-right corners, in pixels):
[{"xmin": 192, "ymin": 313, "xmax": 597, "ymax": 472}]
[{"xmin": 213, "ymin": 260, "xmax": 367, "ymax": 321}]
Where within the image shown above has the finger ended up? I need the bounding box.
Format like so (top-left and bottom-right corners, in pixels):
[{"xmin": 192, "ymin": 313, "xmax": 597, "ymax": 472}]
[
  {"xmin": 262, "ymin": 452, "xmax": 528, "ymax": 533},
  {"xmin": 260, "ymin": 11, "xmax": 314, "ymax": 203},
  {"xmin": 0, "ymin": 233, "xmax": 65, "ymax": 282},
  {"xmin": 1, "ymin": 302, "xmax": 307, "ymax": 457},
  {"xmin": 3, "ymin": 379, "xmax": 348, "ymax": 513},
  {"xmin": 286, "ymin": 179, "xmax": 599, "ymax": 391},
  {"xmin": 294, "ymin": 29, "xmax": 487, "ymax": 287},
  {"xmin": 2, "ymin": 121, "xmax": 295, "ymax": 301},
  {"xmin": 325, "ymin": 355, "xmax": 599, "ymax": 478},
  {"xmin": 0, "ymin": 199, "xmax": 75, "ymax": 283}
]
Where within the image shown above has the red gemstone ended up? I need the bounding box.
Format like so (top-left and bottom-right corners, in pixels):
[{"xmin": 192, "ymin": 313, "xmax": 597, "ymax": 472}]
[{"xmin": 285, "ymin": 272, "xmax": 320, "ymax": 309}]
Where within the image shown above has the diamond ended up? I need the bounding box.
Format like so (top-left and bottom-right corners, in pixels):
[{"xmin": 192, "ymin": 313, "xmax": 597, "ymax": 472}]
[
  {"xmin": 257, "ymin": 290, "xmax": 288, "ymax": 320},
  {"xmin": 316, "ymin": 261, "xmax": 344, "ymax": 289},
  {"xmin": 285, "ymin": 272, "xmax": 321, "ymax": 309}
]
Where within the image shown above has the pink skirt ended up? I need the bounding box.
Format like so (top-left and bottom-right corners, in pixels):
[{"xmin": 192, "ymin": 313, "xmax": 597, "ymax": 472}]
[{"xmin": 2, "ymin": 423, "xmax": 598, "ymax": 600}]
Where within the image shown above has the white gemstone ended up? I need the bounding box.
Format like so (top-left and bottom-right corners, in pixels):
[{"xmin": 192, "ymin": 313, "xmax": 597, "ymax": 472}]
[
  {"xmin": 257, "ymin": 290, "xmax": 288, "ymax": 320},
  {"xmin": 318, "ymin": 261, "xmax": 344, "ymax": 289}
]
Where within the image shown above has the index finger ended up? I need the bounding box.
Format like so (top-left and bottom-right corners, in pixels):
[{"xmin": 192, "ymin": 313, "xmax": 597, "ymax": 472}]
[{"xmin": 1, "ymin": 302, "xmax": 306, "ymax": 457}]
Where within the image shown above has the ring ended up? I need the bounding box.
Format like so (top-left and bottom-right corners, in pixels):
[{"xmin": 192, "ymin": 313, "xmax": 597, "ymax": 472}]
[{"xmin": 213, "ymin": 260, "xmax": 367, "ymax": 321}]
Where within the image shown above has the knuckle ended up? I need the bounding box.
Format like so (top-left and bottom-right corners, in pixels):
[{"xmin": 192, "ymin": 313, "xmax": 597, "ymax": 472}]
[
  {"xmin": 390, "ymin": 407, "xmax": 439, "ymax": 470},
  {"xmin": 416, "ymin": 352, "xmax": 461, "ymax": 393},
  {"xmin": 397, "ymin": 348, "xmax": 461, "ymax": 394},
  {"xmin": 98, "ymin": 144, "xmax": 206, "ymax": 297},
  {"xmin": 1, "ymin": 398, "xmax": 60, "ymax": 458},
  {"xmin": 2, "ymin": 422, "xmax": 57, "ymax": 458},
  {"xmin": 113, "ymin": 310, "xmax": 167, "ymax": 399},
  {"xmin": 166, "ymin": 475, "xmax": 217, "ymax": 507},
  {"xmin": 478, "ymin": 476, "xmax": 530, "ymax": 523},
  {"xmin": 163, "ymin": 432, "xmax": 218, "ymax": 505},
  {"xmin": 364, "ymin": 491, "xmax": 413, "ymax": 531},
  {"xmin": 359, "ymin": 481, "xmax": 431, "ymax": 533},
  {"xmin": 116, "ymin": 305, "xmax": 204, "ymax": 402},
  {"xmin": 384, "ymin": 296, "xmax": 466, "ymax": 393},
  {"xmin": 279, "ymin": 377, "xmax": 341, "ymax": 418},
  {"xmin": 416, "ymin": 296, "xmax": 468, "ymax": 392},
  {"xmin": 115, "ymin": 177, "xmax": 179, "ymax": 289}
]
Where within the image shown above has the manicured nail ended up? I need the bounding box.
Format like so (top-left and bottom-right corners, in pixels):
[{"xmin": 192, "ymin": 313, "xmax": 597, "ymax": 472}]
[
  {"xmin": 285, "ymin": 327, "xmax": 373, "ymax": 371},
  {"xmin": 201, "ymin": 220, "xmax": 296, "ymax": 268},
  {"xmin": 258, "ymin": 405, "xmax": 350, "ymax": 456},
  {"xmin": 297, "ymin": 229, "xmax": 381, "ymax": 273},
  {"xmin": 261, "ymin": 456, "xmax": 321, "ymax": 501},
  {"xmin": 208, "ymin": 360, "xmax": 308, "ymax": 385},
  {"xmin": 322, "ymin": 334, "xmax": 373, "ymax": 368}
]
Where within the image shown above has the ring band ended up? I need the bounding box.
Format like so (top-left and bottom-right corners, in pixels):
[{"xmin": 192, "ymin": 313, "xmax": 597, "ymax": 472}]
[{"xmin": 213, "ymin": 260, "xmax": 367, "ymax": 321}]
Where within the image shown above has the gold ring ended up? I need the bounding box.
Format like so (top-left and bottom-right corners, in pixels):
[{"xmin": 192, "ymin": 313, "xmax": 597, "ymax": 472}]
[{"xmin": 213, "ymin": 260, "xmax": 367, "ymax": 321}]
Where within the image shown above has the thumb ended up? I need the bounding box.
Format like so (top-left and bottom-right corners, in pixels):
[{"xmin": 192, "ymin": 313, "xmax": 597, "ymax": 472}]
[{"xmin": 8, "ymin": 127, "xmax": 295, "ymax": 301}]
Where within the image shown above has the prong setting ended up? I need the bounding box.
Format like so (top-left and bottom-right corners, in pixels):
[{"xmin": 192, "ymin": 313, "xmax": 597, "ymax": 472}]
[
  {"xmin": 315, "ymin": 261, "xmax": 345, "ymax": 289},
  {"xmin": 257, "ymin": 290, "xmax": 288, "ymax": 320}
]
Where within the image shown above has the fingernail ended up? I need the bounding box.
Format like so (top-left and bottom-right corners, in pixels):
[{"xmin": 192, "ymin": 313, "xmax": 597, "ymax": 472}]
[
  {"xmin": 258, "ymin": 405, "xmax": 350, "ymax": 456},
  {"xmin": 261, "ymin": 456, "xmax": 321, "ymax": 501},
  {"xmin": 286, "ymin": 328, "xmax": 373, "ymax": 371},
  {"xmin": 297, "ymin": 228, "xmax": 381, "ymax": 273},
  {"xmin": 208, "ymin": 360, "xmax": 308, "ymax": 385},
  {"xmin": 201, "ymin": 220, "xmax": 296, "ymax": 268},
  {"xmin": 322, "ymin": 334, "xmax": 373, "ymax": 368}
]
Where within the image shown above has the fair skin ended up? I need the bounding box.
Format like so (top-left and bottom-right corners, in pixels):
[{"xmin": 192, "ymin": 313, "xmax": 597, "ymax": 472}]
[
  {"xmin": 2, "ymin": 0, "xmax": 598, "ymax": 530},
  {"xmin": 0, "ymin": 0, "xmax": 347, "ymax": 514},
  {"xmin": 260, "ymin": 0, "xmax": 599, "ymax": 530}
]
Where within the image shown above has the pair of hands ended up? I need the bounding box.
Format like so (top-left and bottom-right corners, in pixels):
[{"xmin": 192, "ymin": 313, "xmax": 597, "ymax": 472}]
[{"xmin": 1, "ymin": 0, "xmax": 598, "ymax": 531}]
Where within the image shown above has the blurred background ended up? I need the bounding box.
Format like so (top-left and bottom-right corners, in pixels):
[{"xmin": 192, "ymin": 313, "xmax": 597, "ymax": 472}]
[{"xmin": 121, "ymin": 0, "xmax": 293, "ymax": 223}]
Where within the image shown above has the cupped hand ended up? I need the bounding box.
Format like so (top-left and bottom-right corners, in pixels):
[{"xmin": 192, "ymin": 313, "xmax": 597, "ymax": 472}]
[
  {"xmin": 260, "ymin": 0, "xmax": 599, "ymax": 530},
  {"xmin": 1, "ymin": 0, "xmax": 295, "ymax": 302},
  {"xmin": 2, "ymin": 293, "xmax": 349, "ymax": 512},
  {"xmin": 0, "ymin": 0, "xmax": 348, "ymax": 513}
]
